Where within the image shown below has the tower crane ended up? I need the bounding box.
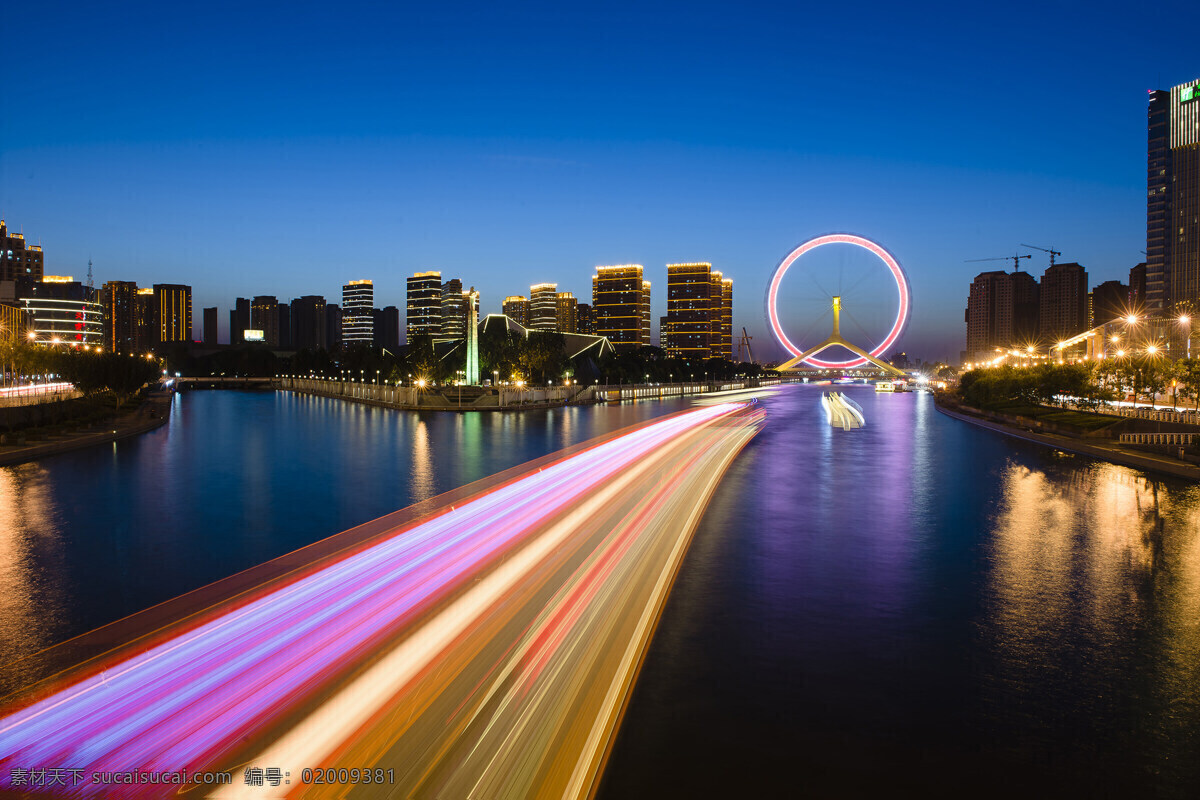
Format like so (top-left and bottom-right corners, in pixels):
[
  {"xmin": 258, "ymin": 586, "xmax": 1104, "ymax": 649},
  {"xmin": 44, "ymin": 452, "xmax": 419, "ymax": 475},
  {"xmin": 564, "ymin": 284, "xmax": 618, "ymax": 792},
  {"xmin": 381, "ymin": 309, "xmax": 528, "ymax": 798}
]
[
  {"xmin": 1020, "ymin": 244, "xmax": 1062, "ymax": 267},
  {"xmin": 966, "ymin": 254, "xmax": 1031, "ymax": 271}
]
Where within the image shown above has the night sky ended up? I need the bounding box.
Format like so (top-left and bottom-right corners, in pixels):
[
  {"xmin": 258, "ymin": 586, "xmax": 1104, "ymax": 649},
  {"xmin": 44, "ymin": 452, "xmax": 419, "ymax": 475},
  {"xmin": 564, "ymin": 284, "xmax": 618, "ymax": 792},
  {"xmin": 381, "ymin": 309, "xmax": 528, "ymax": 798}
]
[{"xmin": 3, "ymin": 0, "xmax": 1198, "ymax": 362}]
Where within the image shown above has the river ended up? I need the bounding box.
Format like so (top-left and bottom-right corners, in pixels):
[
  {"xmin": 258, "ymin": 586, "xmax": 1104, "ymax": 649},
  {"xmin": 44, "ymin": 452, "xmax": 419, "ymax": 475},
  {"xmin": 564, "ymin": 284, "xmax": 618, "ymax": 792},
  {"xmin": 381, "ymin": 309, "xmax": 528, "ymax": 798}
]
[{"xmin": 2, "ymin": 385, "xmax": 1198, "ymax": 797}]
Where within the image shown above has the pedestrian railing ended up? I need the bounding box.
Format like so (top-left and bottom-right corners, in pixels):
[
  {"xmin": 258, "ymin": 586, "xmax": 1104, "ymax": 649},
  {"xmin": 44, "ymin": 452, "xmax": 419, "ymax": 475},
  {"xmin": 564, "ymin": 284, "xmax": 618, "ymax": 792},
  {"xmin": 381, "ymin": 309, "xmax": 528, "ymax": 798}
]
[{"xmin": 1119, "ymin": 432, "xmax": 1198, "ymax": 446}]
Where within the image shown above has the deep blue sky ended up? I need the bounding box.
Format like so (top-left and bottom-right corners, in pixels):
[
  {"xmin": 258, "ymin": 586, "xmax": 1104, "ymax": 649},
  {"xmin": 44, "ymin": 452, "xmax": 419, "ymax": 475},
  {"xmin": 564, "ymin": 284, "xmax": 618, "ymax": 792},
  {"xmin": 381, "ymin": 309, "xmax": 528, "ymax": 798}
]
[{"xmin": 3, "ymin": 0, "xmax": 1198, "ymax": 362}]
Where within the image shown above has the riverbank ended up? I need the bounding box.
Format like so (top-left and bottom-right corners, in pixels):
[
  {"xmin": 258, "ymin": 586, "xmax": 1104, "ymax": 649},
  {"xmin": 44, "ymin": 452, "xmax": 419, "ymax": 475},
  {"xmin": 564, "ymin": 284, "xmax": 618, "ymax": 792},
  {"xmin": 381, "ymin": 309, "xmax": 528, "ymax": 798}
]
[
  {"xmin": 935, "ymin": 397, "xmax": 1200, "ymax": 481},
  {"xmin": 277, "ymin": 376, "xmax": 795, "ymax": 412},
  {"xmin": 0, "ymin": 390, "xmax": 172, "ymax": 467}
]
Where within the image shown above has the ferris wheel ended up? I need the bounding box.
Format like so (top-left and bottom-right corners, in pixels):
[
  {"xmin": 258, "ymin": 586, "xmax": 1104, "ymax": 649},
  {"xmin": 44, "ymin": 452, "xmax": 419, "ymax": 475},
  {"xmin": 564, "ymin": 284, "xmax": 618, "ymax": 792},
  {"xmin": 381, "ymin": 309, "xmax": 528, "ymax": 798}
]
[{"xmin": 765, "ymin": 233, "xmax": 911, "ymax": 372}]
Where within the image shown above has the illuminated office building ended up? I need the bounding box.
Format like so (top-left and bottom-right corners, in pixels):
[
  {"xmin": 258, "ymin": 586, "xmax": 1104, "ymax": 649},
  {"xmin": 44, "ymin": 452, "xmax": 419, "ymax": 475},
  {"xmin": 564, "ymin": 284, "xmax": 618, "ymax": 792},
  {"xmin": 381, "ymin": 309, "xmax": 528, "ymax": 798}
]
[
  {"xmin": 136, "ymin": 288, "xmax": 154, "ymax": 352},
  {"xmin": 407, "ymin": 271, "xmax": 442, "ymax": 340},
  {"xmin": 593, "ymin": 265, "xmax": 649, "ymax": 352},
  {"xmin": 1147, "ymin": 78, "xmax": 1200, "ymax": 313},
  {"xmin": 342, "ymin": 280, "xmax": 374, "ymax": 345},
  {"xmin": 19, "ymin": 277, "xmax": 103, "ymax": 346},
  {"xmin": 529, "ymin": 283, "xmax": 558, "ymax": 331},
  {"xmin": 0, "ymin": 302, "xmax": 25, "ymax": 342},
  {"xmin": 1, "ymin": 220, "xmax": 43, "ymax": 283},
  {"xmin": 663, "ymin": 263, "xmax": 713, "ymax": 359},
  {"xmin": 662, "ymin": 263, "xmax": 734, "ymax": 360},
  {"xmin": 440, "ymin": 278, "xmax": 467, "ymax": 340},
  {"xmin": 101, "ymin": 280, "xmax": 139, "ymax": 353},
  {"xmin": 153, "ymin": 284, "xmax": 192, "ymax": 344},
  {"xmin": 555, "ymin": 292, "xmax": 577, "ymax": 333},
  {"xmin": 575, "ymin": 303, "xmax": 594, "ymax": 335},
  {"xmin": 503, "ymin": 296, "xmax": 530, "ymax": 326}
]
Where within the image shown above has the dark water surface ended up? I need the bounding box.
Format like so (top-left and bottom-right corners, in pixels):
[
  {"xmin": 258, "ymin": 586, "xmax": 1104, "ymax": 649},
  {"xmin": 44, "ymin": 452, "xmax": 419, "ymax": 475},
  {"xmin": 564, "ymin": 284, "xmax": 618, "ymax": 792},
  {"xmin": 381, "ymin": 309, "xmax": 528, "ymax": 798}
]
[
  {"xmin": 600, "ymin": 385, "xmax": 1200, "ymax": 799},
  {"xmin": 3, "ymin": 386, "xmax": 1199, "ymax": 798}
]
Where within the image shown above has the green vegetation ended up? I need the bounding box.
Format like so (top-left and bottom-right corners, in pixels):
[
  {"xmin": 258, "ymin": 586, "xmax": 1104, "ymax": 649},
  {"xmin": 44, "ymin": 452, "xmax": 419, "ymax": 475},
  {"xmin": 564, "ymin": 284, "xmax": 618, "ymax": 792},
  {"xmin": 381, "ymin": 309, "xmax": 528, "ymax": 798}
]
[
  {"xmin": 957, "ymin": 363, "xmax": 1111, "ymax": 410},
  {"xmin": 173, "ymin": 337, "xmax": 769, "ymax": 387},
  {"xmin": 955, "ymin": 357, "xmax": 1200, "ymax": 433}
]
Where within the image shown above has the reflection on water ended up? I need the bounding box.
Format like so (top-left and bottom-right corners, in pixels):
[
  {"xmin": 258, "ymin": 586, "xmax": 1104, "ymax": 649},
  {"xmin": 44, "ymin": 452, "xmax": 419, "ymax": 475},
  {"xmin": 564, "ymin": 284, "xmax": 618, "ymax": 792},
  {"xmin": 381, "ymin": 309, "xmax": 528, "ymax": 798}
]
[
  {"xmin": 602, "ymin": 385, "xmax": 1200, "ymax": 799},
  {"xmin": 0, "ymin": 466, "xmax": 67, "ymax": 671},
  {"xmin": 410, "ymin": 419, "xmax": 434, "ymax": 502},
  {"xmin": 0, "ymin": 390, "xmax": 698, "ymax": 678},
  {"xmin": 985, "ymin": 461, "xmax": 1200, "ymax": 795},
  {"xmin": 4, "ymin": 387, "xmax": 1200, "ymax": 795}
]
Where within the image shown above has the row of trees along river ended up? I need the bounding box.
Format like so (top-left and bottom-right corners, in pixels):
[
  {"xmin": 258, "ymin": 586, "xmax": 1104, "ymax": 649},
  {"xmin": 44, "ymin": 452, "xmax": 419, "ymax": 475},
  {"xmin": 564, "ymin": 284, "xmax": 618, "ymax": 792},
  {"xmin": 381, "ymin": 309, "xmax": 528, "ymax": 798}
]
[{"xmin": 155, "ymin": 328, "xmax": 775, "ymax": 385}]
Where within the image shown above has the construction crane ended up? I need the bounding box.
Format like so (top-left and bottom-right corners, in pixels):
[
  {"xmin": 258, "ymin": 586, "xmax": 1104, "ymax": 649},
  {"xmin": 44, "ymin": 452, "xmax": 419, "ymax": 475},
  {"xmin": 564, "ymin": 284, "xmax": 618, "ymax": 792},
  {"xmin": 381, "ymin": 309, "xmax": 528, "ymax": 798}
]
[
  {"xmin": 737, "ymin": 327, "xmax": 754, "ymax": 363},
  {"xmin": 1020, "ymin": 243, "xmax": 1061, "ymax": 266},
  {"xmin": 966, "ymin": 254, "xmax": 1031, "ymax": 271}
]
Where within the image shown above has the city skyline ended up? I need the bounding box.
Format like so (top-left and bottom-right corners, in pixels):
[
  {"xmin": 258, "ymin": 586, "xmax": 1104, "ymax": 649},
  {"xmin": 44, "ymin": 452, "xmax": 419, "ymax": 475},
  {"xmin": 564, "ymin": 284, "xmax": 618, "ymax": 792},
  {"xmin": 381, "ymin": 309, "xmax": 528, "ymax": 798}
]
[{"xmin": 2, "ymin": 2, "xmax": 1199, "ymax": 363}]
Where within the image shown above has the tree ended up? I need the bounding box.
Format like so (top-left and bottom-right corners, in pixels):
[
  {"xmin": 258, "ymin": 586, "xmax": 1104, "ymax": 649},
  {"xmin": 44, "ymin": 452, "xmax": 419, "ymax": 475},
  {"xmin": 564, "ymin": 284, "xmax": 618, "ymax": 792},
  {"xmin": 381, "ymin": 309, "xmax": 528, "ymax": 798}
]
[{"xmin": 1176, "ymin": 358, "xmax": 1200, "ymax": 411}]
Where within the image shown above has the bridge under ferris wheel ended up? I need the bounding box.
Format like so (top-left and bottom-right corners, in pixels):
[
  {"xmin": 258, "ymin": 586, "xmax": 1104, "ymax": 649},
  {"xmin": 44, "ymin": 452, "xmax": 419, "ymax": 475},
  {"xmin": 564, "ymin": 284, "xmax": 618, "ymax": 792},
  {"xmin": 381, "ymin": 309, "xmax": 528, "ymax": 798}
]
[{"xmin": 767, "ymin": 234, "xmax": 911, "ymax": 378}]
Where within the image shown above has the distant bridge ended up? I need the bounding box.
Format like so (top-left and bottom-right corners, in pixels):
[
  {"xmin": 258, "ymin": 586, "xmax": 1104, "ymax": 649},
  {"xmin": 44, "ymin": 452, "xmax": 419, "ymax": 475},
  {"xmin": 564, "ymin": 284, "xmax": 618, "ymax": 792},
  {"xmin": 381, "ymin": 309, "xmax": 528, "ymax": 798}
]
[{"xmin": 170, "ymin": 376, "xmax": 277, "ymax": 390}]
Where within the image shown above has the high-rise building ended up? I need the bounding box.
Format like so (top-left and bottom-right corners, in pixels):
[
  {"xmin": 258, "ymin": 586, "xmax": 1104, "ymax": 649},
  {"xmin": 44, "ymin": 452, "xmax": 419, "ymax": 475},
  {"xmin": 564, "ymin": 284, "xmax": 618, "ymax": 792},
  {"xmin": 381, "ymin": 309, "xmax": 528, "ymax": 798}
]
[
  {"xmin": 0, "ymin": 302, "xmax": 25, "ymax": 343},
  {"xmin": 593, "ymin": 265, "xmax": 649, "ymax": 352},
  {"xmin": 202, "ymin": 307, "xmax": 218, "ymax": 345},
  {"xmin": 291, "ymin": 295, "xmax": 327, "ymax": 351},
  {"xmin": 440, "ymin": 278, "xmax": 466, "ymax": 340},
  {"xmin": 640, "ymin": 280, "xmax": 652, "ymax": 347},
  {"xmin": 575, "ymin": 303, "xmax": 594, "ymax": 335},
  {"xmin": 555, "ymin": 292, "xmax": 577, "ymax": 333},
  {"xmin": 406, "ymin": 271, "xmax": 442, "ymax": 340},
  {"xmin": 251, "ymin": 295, "xmax": 281, "ymax": 347},
  {"xmin": 153, "ymin": 284, "xmax": 192, "ymax": 344},
  {"xmin": 1147, "ymin": 79, "xmax": 1200, "ymax": 314},
  {"xmin": 664, "ymin": 263, "xmax": 713, "ymax": 360},
  {"xmin": 1, "ymin": 220, "xmax": 44, "ymax": 283},
  {"xmin": 718, "ymin": 276, "xmax": 733, "ymax": 359},
  {"xmin": 503, "ymin": 296, "xmax": 530, "ymax": 326},
  {"xmin": 101, "ymin": 280, "xmax": 140, "ymax": 353},
  {"xmin": 965, "ymin": 270, "xmax": 1039, "ymax": 363},
  {"xmin": 1091, "ymin": 280, "xmax": 1128, "ymax": 327},
  {"xmin": 374, "ymin": 306, "xmax": 401, "ymax": 351},
  {"xmin": 662, "ymin": 263, "xmax": 734, "ymax": 360},
  {"xmin": 326, "ymin": 303, "xmax": 342, "ymax": 349},
  {"xmin": 230, "ymin": 297, "xmax": 251, "ymax": 346},
  {"xmin": 1038, "ymin": 262, "xmax": 1089, "ymax": 344},
  {"xmin": 529, "ymin": 283, "xmax": 558, "ymax": 330},
  {"xmin": 19, "ymin": 277, "xmax": 103, "ymax": 346},
  {"xmin": 342, "ymin": 280, "xmax": 374, "ymax": 345},
  {"xmin": 1129, "ymin": 263, "xmax": 1147, "ymax": 313},
  {"xmin": 136, "ymin": 288, "xmax": 154, "ymax": 352},
  {"xmin": 277, "ymin": 302, "xmax": 291, "ymax": 349}
]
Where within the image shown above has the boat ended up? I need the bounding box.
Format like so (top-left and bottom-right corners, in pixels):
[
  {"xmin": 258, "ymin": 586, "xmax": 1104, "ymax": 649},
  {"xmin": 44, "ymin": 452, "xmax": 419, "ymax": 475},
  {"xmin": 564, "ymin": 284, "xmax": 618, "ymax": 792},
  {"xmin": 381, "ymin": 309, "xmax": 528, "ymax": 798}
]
[{"xmin": 821, "ymin": 391, "xmax": 865, "ymax": 430}]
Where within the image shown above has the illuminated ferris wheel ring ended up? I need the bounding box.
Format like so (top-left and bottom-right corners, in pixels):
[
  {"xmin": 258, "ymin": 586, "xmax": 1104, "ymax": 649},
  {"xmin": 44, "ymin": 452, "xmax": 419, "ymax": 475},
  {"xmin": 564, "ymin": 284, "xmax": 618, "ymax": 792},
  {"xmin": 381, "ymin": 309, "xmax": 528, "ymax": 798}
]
[{"xmin": 767, "ymin": 233, "xmax": 911, "ymax": 369}]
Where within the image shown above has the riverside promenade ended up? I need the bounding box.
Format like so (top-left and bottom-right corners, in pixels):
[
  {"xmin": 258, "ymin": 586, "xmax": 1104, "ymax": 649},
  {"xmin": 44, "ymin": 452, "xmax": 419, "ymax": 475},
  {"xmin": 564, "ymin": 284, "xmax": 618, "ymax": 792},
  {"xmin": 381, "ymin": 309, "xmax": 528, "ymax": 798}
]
[
  {"xmin": 0, "ymin": 390, "xmax": 172, "ymax": 467},
  {"xmin": 936, "ymin": 397, "xmax": 1200, "ymax": 481},
  {"xmin": 277, "ymin": 376, "xmax": 797, "ymax": 411}
]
